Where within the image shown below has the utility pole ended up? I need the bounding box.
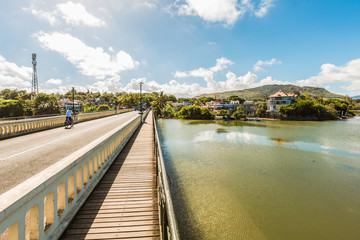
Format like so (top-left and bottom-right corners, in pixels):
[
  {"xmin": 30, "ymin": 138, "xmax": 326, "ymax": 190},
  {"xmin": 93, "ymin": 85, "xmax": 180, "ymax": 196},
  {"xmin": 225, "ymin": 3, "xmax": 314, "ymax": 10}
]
[
  {"xmin": 72, "ymin": 87, "xmax": 75, "ymax": 113},
  {"xmin": 139, "ymin": 82, "xmax": 143, "ymax": 122},
  {"xmin": 31, "ymin": 53, "xmax": 39, "ymax": 100}
]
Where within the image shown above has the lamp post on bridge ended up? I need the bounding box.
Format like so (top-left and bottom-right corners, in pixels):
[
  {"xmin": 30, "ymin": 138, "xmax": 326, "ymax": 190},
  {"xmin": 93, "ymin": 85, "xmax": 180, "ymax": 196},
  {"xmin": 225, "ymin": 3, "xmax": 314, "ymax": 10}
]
[
  {"xmin": 139, "ymin": 81, "xmax": 143, "ymax": 122},
  {"xmin": 72, "ymin": 87, "xmax": 75, "ymax": 113}
]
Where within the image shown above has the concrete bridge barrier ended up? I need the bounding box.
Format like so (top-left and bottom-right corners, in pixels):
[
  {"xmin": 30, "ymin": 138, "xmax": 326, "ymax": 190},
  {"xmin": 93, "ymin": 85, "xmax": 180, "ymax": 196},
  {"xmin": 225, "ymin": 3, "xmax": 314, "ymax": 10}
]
[
  {"xmin": 0, "ymin": 109, "xmax": 133, "ymax": 139},
  {"xmin": 0, "ymin": 111, "xmax": 148, "ymax": 240}
]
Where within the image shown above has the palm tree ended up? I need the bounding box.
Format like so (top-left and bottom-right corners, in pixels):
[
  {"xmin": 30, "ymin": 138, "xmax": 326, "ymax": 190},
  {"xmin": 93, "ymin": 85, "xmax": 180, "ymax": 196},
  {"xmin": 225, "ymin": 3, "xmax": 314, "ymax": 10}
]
[{"xmin": 157, "ymin": 91, "xmax": 167, "ymax": 110}]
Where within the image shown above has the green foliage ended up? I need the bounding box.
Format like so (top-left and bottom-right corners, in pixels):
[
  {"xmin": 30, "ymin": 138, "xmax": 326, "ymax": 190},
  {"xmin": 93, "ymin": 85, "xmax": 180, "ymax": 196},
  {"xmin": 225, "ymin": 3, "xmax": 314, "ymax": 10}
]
[
  {"xmin": 218, "ymin": 109, "xmax": 230, "ymax": 119},
  {"xmin": 97, "ymin": 104, "xmax": 110, "ymax": 111},
  {"xmin": 324, "ymin": 99, "xmax": 349, "ymax": 114},
  {"xmin": 198, "ymin": 96, "xmax": 215, "ymax": 104},
  {"xmin": 0, "ymin": 89, "xmax": 32, "ymax": 100},
  {"xmin": 167, "ymin": 95, "xmax": 177, "ymax": 102},
  {"xmin": 162, "ymin": 105, "xmax": 175, "ymax": 118},
  {"xmin": 157, "ymin": 91, "xmax": 167, "ymax": 109},
  {"xmin": 34, "ymin": 93, "xmax": 60, "ymax": 115},
  {"xmin": 0, "ymin": 100, "xmax": 25, "ymax": 117},
  {"xmin": 177, "ymin": 98, "xmax": 190, "ymax": 103},
  {"xmin": 227, "ymin": 95, "xmax": 245, "ymax": 104},
  {"xmin": 232, "ymin": 111, "xmax": 246, "ymax": 120},
  {"xmin": 278, "ymin": 98, "xmax": 339, "ymax": 120},
  {"xmin": 151, "ymin": 101, "xmax": 161, "ymax": 117},
  {"xmin": 174, "ymin": 105, "xmax": 214, "ymax": 120},
  {"xmin": 232, "ymin": 106, "xmax": 246, "ymax": 120},
  {"xmin": 252, "ymin": 98, "xmax": 265, "ymax": 102},
  {"xmin": 256, "ymin": 103, "xmax": 267, "ymax": 117},
  {"xmin": 84, "ymin": 102, "xmax": 96, "ymax": 112}
]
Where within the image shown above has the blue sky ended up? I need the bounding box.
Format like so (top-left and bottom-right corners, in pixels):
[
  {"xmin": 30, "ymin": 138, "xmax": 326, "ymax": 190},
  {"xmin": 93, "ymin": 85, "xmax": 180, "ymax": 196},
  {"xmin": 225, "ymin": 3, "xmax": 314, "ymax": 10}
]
[{"xmin": 0, "ymin": 0, "xmax": 360, "ymax": 97}]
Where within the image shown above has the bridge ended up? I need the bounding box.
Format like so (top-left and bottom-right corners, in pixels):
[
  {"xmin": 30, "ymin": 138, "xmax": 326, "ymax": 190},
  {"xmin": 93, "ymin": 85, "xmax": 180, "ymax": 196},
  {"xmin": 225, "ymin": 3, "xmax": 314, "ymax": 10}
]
[{"xmin": 0, "ymin": 110, "xmax": 179, "ymax": 239}]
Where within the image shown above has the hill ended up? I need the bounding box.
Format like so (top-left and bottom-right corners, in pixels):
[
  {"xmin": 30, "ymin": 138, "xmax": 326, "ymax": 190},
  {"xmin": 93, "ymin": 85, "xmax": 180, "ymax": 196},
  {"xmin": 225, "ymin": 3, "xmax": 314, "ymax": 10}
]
[
  {"xmin": 352, "ymin": 95, "xmax": 360, "ymax": 100},
  {"xmin": 197, "ymin": 84, "xmax": 344, "ymax": 100}
]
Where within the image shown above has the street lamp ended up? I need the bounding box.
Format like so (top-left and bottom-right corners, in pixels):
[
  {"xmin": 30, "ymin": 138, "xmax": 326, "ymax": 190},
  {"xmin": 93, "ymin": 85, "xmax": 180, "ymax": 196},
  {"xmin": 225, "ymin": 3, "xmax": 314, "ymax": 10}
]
[
  {"xmin": 72, "ymin": 87, "xmax": 75, "ymax": 113},
  {"xmin": 139, "ymin": 81, "xmax": 143, "ymax": 122}
]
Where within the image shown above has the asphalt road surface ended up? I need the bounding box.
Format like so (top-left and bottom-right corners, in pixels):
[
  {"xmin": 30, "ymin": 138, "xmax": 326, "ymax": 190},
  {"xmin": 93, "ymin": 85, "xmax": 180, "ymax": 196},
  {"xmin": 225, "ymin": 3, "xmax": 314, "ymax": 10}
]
[{"xmin": 0, "ymin": 111, "xmax": 139, "ymax": 195}]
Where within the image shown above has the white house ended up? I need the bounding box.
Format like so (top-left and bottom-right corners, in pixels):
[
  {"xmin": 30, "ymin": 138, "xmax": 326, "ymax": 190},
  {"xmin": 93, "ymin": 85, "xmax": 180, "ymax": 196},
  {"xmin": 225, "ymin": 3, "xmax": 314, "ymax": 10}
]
[{"xmin": 267, "ymin": 90, "xmax": 298, "ymax": 113}]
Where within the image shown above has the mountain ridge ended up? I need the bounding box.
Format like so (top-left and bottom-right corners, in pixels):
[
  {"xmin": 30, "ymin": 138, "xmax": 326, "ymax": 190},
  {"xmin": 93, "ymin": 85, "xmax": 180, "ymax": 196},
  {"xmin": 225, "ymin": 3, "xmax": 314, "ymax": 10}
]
[{"xmin": 197, "ymin": 84, "xmax": 344, "ymax": 100}]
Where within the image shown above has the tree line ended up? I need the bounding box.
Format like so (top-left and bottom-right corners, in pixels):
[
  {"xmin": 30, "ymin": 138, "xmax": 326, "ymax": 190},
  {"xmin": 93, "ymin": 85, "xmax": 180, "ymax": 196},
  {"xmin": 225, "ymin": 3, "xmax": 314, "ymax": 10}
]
[
  {"xmin": 1, "ymin": 88, "xmax": 359, "ymax": 120},
  {"xmin": 277, "ymin": 94, "xmax": 357, "ymax": 120}
]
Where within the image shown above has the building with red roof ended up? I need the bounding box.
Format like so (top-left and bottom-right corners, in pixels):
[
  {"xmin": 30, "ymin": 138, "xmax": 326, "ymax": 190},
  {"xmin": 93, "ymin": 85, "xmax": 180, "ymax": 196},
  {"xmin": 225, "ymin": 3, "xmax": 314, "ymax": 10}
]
[{"xmin": 267, "ymin": 90, "xmax": 298, "ymax": 113}]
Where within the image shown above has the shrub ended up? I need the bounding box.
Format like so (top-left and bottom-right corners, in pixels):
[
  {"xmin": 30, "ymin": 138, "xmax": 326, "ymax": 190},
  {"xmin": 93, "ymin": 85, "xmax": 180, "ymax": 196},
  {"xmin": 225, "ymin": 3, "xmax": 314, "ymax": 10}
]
[{"xmin": 97, "ymin": 104, "xmax": 110, "ymax": 111}]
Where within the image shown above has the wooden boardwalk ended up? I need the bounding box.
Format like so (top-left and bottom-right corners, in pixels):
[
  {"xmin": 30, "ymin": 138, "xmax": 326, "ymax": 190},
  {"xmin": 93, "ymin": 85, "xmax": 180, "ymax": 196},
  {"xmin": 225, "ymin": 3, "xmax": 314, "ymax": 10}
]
[{"xmin": 61, "ymin": 113, "xmax": 159, "ymax": 240}]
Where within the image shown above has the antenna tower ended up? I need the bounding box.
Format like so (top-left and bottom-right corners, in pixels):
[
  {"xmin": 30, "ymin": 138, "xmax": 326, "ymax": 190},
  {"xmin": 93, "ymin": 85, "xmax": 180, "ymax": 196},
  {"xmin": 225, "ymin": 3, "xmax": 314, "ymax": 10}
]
[{"xmin": 31, "ymin": 53, "xmax": 39, "ymax": 99}]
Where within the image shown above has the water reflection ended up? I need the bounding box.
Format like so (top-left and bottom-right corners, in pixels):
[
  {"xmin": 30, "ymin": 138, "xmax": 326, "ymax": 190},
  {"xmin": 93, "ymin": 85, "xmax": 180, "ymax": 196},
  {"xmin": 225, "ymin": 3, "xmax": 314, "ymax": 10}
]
[
  {"xmin": 193, "ymin": 129, "xmax": 360, "ymax": 159},
  {"xmin": 270, "ymin": 138, "xmax": 295, "ymax": 145},
  {"xmin": 216, "ymin": 128, "xmax": 229, "ymax": 134}
]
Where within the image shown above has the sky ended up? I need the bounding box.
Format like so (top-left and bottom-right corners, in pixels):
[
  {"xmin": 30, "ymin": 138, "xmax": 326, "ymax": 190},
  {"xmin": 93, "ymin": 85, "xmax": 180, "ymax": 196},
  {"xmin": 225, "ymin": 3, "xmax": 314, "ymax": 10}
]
[{"xmin": 1, "ymin": 0, "xmax": 360, "ymax": 97}]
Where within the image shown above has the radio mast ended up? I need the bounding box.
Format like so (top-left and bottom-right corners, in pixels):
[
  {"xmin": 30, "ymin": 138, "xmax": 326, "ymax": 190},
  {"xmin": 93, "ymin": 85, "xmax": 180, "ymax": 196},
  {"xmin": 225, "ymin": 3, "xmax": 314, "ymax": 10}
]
[{"xmin": 31, "ymin": 53, "xmax": 39, "ymax": 99}]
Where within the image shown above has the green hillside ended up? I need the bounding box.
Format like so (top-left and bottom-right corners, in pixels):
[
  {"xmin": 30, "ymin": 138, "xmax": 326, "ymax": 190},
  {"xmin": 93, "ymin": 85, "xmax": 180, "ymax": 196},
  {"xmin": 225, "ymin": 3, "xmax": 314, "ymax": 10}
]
[{"xmin": 197, "ymin": 84, "xmax": 344, "ymax": 100}]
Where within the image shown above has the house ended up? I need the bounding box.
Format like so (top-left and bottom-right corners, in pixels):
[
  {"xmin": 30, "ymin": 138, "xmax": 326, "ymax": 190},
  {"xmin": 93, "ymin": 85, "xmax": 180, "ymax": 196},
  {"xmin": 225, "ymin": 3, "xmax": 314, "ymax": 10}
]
[
  {"xmin": 242, "ymin": 101, "xmax": 257, "ymax": 116},
  {"xmin": 267, "ymin": 90, "xmax": 298, "ymax": 113}
]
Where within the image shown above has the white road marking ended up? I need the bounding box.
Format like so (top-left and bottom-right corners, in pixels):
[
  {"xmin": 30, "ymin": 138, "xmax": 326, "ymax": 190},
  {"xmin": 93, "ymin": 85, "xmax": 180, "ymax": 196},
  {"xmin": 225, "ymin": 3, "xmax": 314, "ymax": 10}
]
[{"xmin": 0, "ymin": 131, "xmax": 80, "ymax": 161}]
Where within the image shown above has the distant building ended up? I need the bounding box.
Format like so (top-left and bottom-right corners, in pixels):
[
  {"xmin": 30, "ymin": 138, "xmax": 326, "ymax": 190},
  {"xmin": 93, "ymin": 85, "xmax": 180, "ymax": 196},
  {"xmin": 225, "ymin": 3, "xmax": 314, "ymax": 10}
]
[
  {"xmin": 173, "ymin": 101, "xmax": 193, "ymax": 108},
  {"xmin": 243, "ymin": 101, "xmax": 257, "ymax": 116},
  {"xmin": 267, "ymin": 90, "xmax": 298, "ymax": 113}
]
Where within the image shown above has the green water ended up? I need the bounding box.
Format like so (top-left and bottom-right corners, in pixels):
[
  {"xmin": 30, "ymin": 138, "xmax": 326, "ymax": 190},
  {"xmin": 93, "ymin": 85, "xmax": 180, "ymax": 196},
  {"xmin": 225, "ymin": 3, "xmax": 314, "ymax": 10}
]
[{"xmin": 157, "ymin": 117, "xmax": 360, "ymax": 240}]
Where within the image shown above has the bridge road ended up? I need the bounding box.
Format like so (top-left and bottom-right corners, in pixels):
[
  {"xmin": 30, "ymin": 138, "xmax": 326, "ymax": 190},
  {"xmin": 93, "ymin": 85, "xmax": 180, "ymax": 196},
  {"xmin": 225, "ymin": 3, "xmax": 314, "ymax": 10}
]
[
  {"xmin": 61, "ymin": 112, "xmax": 159, "ymax": 239},
  {"xmin": 0, "ymin": 111, "xmax": 138, "ymax": 195}
]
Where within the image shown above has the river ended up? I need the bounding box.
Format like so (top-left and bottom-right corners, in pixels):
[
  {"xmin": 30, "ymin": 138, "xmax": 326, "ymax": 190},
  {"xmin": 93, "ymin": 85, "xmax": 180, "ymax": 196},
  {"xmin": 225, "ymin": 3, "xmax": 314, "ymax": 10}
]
[{"xmin": 157, "ymin": 116, "xmax": 360, "ymax": 240}]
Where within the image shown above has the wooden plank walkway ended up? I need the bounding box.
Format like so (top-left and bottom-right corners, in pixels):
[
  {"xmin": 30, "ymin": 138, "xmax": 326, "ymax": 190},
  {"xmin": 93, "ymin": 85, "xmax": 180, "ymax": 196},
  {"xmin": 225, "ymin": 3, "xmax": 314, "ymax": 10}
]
[{"xmin": 61, "ymin": 113, "xmax": 159, "ymax": 240}]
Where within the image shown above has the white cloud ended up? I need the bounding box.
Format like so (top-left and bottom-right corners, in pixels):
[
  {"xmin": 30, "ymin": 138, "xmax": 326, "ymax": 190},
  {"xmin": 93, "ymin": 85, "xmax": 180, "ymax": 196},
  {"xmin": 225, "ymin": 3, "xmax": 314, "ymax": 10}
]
[
  {"xmin": 23, "ymin": 2, "xmax": 105, "ymax": 27},
  {"xmin": 57, "ymin": 1, "xmax": 106, "ymax": 27},
  {"xmin": 253, "ymin": 58, "xmax": 282, "ymax": 71},
  {"xmin": 46, "ymin": 78, "xmax": 62, "ymax": 85},
  {"xmin": 134, "ymin": 0, "xmax": 159, "ymax": 9},
  {"xmin": 22, "ymin": 7, "xmax": 57, "ymax": 25},
  {"xmin": 123, "ymin": 78, "xmax": 203, "ymax": 97},
  {"xmin": 254, "ymin": 0, "xmax": 274, "ymax": 17},
  {"xmin": 294, "ymin": 59, "xmax": 360, "ymax": 96},
  {"xmin": 168, "ymin": 0, "xmax": 275, "ymax": 26},
  {"xmin": 175, "ymin": 57, "xmax": 233, "ymax": 91},
  {"xmin": 170, "ymin": 57, "xmax": 290, "ymax": 96},
  {"xmin": 34, "ymin": 31, "xmax": 139, "ymax": 79},
  {"xmin": 0, "ymin": 54, "xmax": 32, "ymax": 90},
  {"xmin": 210, "ymin": 57, "xmax": 234, "ymax": 72},
  {"xmin": 296, "ymin": 59, "xmax": 360, "ymax": 95}
]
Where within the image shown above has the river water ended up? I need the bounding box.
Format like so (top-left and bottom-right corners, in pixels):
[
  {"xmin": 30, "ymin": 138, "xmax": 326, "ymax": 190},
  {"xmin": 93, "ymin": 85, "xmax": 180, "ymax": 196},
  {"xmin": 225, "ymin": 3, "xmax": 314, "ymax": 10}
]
[{"xmin": 157, "ymin": 116, "xmax": 360, "ymax": 240}]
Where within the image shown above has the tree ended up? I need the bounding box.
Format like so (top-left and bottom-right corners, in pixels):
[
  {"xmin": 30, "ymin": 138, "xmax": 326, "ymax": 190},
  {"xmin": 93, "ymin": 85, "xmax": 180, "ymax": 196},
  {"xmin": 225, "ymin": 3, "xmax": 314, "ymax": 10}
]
[
  {"xmin": 1, "ymin": 89, "xmax": 19, "ymax": 100},
  {"xmin": 256, "ymin": 103, "xmax": 267, "ymax": 117},
  {"xmin": 162, "ymin": 105, "xmax": 175, "ymax": 118},
  {"xmin": 227, "ymin": 95, "xmax": 245, "ymax": 104},
  {"xmin": 252, "ymin": 98, "xmax": 265, "ymax": 102},
  {"xmin": 84, "ymin": 102, "xmax": 96, "ymax": 112},
  {"xmin": 231, "ymin": 106, "xmax": 246, "ymax": 120},
  {"xmin": 24, "ymin": 100, "xmax": 34, "ymax": 116},
  {"xmin": 97, "ymin": 105, "xmax": 110, "ymax": 111},
  {"xmin": 34, "ymin": 93, "xmax": 60, "ymax": 115},
  {"xmin": 218, "ymin": 109, "xmax": 230, "ymax": 119},
  {"xmin": 157, "ymin": 91, "xmax": 167, "ymax": 110},
  {"xmin": 174, "ymin": 105, "xmax": 214, "ymax": 120},
  {"xmin": 167, "ymin": 95, "xmax": 177, "ymax": 102},
  {"xmin": 151, "ymin": 101, "xmax": 162, "ymax": 117},
  {"xmin": 0, "ymin": 100, "xmax": 25, "ymax": 117},
  {"xmin": 278, "ymin": 98, "xmax": 340, "ymax": 120},
  {"xmin": 232, "ymin": 111, "xmax": 246, "ymax": 120}
]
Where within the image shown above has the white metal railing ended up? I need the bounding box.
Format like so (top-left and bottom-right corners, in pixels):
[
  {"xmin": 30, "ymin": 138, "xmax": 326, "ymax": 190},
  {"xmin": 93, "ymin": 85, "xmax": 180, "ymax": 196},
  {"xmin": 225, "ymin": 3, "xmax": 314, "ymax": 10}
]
[
  {"xmin": 153, "ymin": 112, "xmax": 180, "ymax": 240},
  {"xmin": 0, "ymin": 109, "xmax": 133, "ymax": 139},
  {"xmin": 0, "ymin": 114, "xmax": 142, "ymax": 240}
]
